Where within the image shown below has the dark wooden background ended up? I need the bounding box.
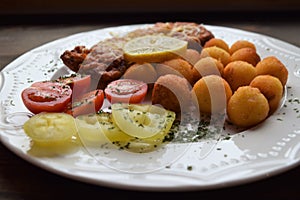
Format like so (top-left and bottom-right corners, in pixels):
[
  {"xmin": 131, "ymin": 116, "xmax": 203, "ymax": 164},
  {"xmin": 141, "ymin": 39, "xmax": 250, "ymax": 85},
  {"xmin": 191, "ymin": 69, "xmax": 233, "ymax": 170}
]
[
  {"xmin": 1, "ymin": 0, "xmax": 300, "ymax": 14},
  {"xmin": 0, "ymin": 2, "xmax": 300, "ymax": 199}
]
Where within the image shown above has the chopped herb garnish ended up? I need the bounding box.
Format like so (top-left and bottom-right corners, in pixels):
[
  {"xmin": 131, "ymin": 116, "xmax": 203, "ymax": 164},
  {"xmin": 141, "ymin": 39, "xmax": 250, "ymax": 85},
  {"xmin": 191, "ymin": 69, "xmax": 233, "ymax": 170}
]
[
  {"xmin": 10, "ymin": 100, "xmax": 15, "ymax": 106},
  {"xmin": 222, "ymin": 136, "xmax": 231, "ymax": 140},
  {"xmin": 124, "ymin": 142, "xmax": 130, "ymax": 149}
]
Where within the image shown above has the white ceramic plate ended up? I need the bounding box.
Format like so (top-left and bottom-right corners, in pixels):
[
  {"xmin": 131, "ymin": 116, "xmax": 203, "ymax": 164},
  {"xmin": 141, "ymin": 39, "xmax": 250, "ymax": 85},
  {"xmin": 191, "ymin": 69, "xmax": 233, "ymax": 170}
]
[{"xmin": 0, "ymin": 24, "xmax": 300, "ymax": 191}]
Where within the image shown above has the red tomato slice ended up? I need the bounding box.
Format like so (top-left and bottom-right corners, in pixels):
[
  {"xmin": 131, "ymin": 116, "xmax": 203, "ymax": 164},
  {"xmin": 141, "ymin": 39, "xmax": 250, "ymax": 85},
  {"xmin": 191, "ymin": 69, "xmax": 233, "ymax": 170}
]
[
  {"xmin": 57, "ymin": 74, "xmax": 91, "ymax": 98},
  {"xmin": 65, "ymin": 89, "xmax": 104, "ymax": 117},
  {"xmin": 104, "ymin": 79, "xmax": 148, "ymax": 104},
  {"xmin": 22, "ymin": 81, "xmax": 72, "ymax": 114}
]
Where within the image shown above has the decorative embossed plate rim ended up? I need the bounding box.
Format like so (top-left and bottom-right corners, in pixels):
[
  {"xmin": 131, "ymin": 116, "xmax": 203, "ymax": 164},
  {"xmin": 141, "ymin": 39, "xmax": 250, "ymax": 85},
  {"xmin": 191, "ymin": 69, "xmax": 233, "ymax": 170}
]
[{"xmin": 0, "ymin": 24, "xmax": 300, "ymax": 191}]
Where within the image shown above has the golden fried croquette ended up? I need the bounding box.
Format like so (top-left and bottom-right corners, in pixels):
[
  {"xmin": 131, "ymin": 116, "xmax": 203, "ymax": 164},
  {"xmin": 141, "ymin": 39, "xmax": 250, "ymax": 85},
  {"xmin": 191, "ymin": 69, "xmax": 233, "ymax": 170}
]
[
  {"xmin": 155, "ymin": 63, "xmax": 182, "ymax": 78},
  {"xmin": 192, "ymin": 75, "xmax": 232, "ymax": 114},
  {"xmin": 203, "ymin": 38, "xmax": 230, "ymax": 53},
  {"xmin": 230, "ymin": 47, "xmax": 261, "ymax": 66},
  {"xmin": 192, "ymin": 57, "xmax": 224, "ymax": 82},
  {"xmin": 182, "ymin": 49, "xmax": 201, "ymax": 65},
  {"xmin": 250, "ymin": 75, "xmax": 283, "ymax": 115},
  {"xmin": 123, "ymin": 63, "xmax": 157, "ymax": 84},
  {"xmin": 255, "ymin": 56, "xmax": 288, "ymax": 86},
  {"xmin": 223, "ymin": 61, "xmax": 256, "ymax": 91},
  {"xmin": 229, "ymin": 40, "xmax": 257, "ymax": 54},
  {"xmin": 152, "ymin": 74, "xmax": 191, "ymax": 113},
  {"xmin": 200, "ymin": 46, "xmax": 231, "ymax": 66},
  {"xmin": 155, "ymin": 58, "xmax": 194, "ymax": 85},
  {"xmin": 227, "ymin": 86, "xmax": 269, "ymax": 128}
]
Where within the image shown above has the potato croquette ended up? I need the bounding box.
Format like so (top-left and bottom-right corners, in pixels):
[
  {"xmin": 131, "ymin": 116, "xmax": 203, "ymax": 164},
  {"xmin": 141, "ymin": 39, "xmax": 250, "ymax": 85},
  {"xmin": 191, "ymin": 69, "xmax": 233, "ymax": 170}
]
[
  {"xmin": 256, "ymin": 56, "xmax": 288, "ymax": 86},
  {"xmin": 229, "ymin": 40, "xmax": 257, "ymax": 54},
  {"xmin": 230, "ymin": 47, "xmax": 261, "ymax": 66},
  {"xmin": 192, "ymin": 57, "xmax": 224, "ymax": 82},
  {"xmin": 227, "ymin": 86, "xmax": 269, "ymax": 128},
  {"xmin": 250, "ymin": 75, "xmax": 283, "ymax": 115},
  {"xmin": 124, "ymin": 63, "xmax": 157, "ymax": 84},
  {"xmin": 204, "ymin": 38, "xmax": 230, "ymax": 53},
  {"xmin": 155, "ymin": 58, "xmax": 194, "ymax": 85},
  {"xmin": 200, "ymin": 46, "xmax": 231, "ymax": 66},
  {"xmin": 152, "ymin": 74, "xmax": 191, "ymax": 113},
  {"xmin": 182, "ymin": 49, "xmax": 201, "ymax": 65},
  {"xmin": 223, "ymin": 61, "xmax": 256, "ymax": 91},
  {"xmin": 192, "ymin": 75, "xmax": 232, "ymax": 114}
]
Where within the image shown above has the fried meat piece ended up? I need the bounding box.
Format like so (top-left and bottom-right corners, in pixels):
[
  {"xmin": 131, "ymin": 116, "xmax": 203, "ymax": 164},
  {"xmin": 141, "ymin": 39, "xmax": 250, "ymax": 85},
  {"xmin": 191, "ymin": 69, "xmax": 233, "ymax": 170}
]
[
  {"xmin": 78, "ymin": 38, "xmax": 128, "ymax": 89},
  {"xmin": 60, "ymin": 46, "xmax": 90, "ymax": 72},
  {"xmin": 61, "ymin": 38, "xmax": 128, "ymax": 89},
  {"xmin": 127, "ymin": 22, "xmax": 214, "ymax": 48},
  {"xmin": 60, "ymin": 22, "xmax": 214, "ymax": 89}
]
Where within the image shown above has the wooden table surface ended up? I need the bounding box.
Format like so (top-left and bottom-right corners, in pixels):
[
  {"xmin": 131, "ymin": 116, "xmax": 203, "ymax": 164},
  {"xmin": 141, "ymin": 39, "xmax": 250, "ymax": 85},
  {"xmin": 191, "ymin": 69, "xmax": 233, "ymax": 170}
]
[{"xmin": 0, "ymin": 12, "xmax": 300, "ymax": 199}]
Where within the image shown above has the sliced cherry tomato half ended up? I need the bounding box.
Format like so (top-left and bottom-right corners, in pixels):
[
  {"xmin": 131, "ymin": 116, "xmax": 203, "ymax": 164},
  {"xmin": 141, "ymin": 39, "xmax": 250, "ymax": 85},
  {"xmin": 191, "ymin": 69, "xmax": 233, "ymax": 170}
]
[
  {"xmin": 65, "ymin": 89, "xmax": 104, "ymax": 117},
  {"xmin": 22, "ymin": 81, "xmax": 72, "ymax": 114},
  {"xmin": 57, "ymin": 74, "xmax": 91, "ymax": 98},
  {"xmin": 104, "ymin": 79, "xmax": 148, "ymax": 104}
]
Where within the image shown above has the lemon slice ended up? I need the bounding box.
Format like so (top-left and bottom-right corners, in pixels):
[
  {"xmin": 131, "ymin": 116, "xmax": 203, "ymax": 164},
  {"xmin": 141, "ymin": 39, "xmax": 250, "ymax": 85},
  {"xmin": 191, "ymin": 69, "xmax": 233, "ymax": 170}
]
[
  {"xmin": 75, "ymin": 114, "xmax": 108, "ymax": 145},
  {"xmin": 111, "ymin": 103, "xmax": 175, "ymax": 138},
  {"xmin": 123, "ymin": 35, "xmax": 188, "ymax": 63},
  {"xmin": 97, "ymin": 112, "xmax": 134, "ymax": 142},
  {"xmin": 97, "ymin": 111, "xmax": 174, "ymax": 153}
]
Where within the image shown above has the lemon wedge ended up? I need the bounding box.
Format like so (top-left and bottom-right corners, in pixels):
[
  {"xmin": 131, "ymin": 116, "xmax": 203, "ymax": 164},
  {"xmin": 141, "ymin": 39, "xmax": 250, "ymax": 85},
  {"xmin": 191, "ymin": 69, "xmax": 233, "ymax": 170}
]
[
  {"xmin": 123, "ymin": 35, "xmax": 188, "ymax": 63},
  {"xmin": 111, "ymin": 103, "xmax": 175, "ymax": 139}
]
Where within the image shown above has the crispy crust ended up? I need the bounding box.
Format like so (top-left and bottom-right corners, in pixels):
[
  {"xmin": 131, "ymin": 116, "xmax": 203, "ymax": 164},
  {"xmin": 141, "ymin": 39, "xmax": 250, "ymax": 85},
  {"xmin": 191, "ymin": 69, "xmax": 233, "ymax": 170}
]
[{"xmin": 60, "ymin": 22, "xmax": 214, "ymax": 89}]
